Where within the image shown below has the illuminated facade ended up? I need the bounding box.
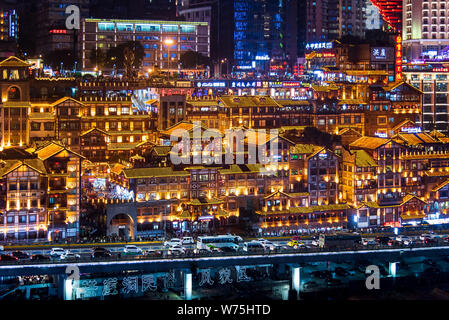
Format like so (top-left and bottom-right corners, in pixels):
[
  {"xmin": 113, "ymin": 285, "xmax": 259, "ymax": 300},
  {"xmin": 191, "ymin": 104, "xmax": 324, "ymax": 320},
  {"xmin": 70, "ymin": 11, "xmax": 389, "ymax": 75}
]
[
  {"xmin": 0, "ymin": 143, "xmax": 83, "ymax": 241},
  {"xmin": 404, "ymin": 63, "xmax": 449, "ymax": 132},
  {"xmin": 370, "ymin": 0, "xmax": 403, "ymax": 31},
  {"xmin": 403, "ymin": 0, "xmax": 449, "ymax": 61},
  {"xmin": 79, "ymin": 18, "xmax": 210, "ymax": 71}
]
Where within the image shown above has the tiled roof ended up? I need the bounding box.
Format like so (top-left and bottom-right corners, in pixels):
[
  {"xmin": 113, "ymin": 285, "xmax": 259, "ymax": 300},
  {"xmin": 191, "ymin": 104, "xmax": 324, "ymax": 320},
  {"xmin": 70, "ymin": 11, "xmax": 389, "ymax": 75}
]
[
  {"xmin": 188, "ymin": 198, "xmax": 224, "ymax": 206},
  {"xmin": 256, "ymin": 204, "xmax": 351, "ymax": 215},
  {"xmin": 432, "ymin": 179, "xmax": 449, "ymax": 192},
  {"xmin": 290, "ymin": 144, "xmax": 322, "ymax": 155},
  {"xmin": 0, "ymin": 56, "xmax": 30, "ymax": 68},
  {"xmin": 123, "ymin": 167, "xmax": 189, "ymax": 179},
  {"xmin": 0, "ymin": 159, "xmax": 47, "ymax": 177},
  {"xmin": 34, "ymin": 142, "xmax": 84, "ymax": 160},
  {"xmin": 350, "ymin": 136, "xmax": 390, "ymax": 150},
  {"xmin": 218, "ymin": 164, "xmax": 269, "ymax": 175},
  {"xmin": 353, "ymin": 150, "xmax": 378, "ymax": 167},
  {"xmin": 152, "ymin": 146, "xmax": 172, "ymax": 156}
]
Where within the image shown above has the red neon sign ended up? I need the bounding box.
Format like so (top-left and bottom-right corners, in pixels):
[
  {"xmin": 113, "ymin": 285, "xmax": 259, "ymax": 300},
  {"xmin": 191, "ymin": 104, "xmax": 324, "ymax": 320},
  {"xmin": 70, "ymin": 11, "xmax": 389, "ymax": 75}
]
[
  {"xmin": 395, "ymin": 35, "xmax": 403, "ymax": 81},
  {"xmin": 50, "ymin": 29, "xmax": 67, "ymax": 34}
]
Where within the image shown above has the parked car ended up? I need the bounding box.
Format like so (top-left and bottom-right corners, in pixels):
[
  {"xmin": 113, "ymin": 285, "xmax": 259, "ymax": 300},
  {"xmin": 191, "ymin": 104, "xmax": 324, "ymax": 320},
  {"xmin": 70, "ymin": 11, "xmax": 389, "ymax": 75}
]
[
  {"xmin": 287, "ymin": 239, "xmax": 306, "ymax": 249},
  {"xmin": 423, "ymin": 237, "xmax": 437, "ymax": 245},
  {"xmin": 362, "ymin": 238, "xmax": 376, "ymax": 246},
  {"xmin": 60, "ymin": 251, "xmax": 81, "ymax": 260},
  {"xmin": 375, "ymin": 236, "xmax": 390, "ymax": 245},
  {"xmin": 0, "ymin": 254, "xmax": 18, "ymax": 262},
  {"xmin": 11, "ymin": 251, "xmax": 30, "ymax": 260},
  {"xmin": 31, "ymin": 254, "xmax": 50, "ymax": 261},
  {"xmin": 420, "ymin": 233, "xmax": 439, "ymax": 241},
  {"xmin": 396, "ymin": 235, "xmax": 413, "ymax": 245},
  {"xmin": 310, "ymin": 236, "xmax": 319, "ymax": 247},
  {"xmin": 50, "ymin": 248, "xmax": 66, "ymax": 257},
  {"xmin": 123, "ymin": 245, "xmax": 142, "ymax": 255},
  {"xmin": 168, "ymin": 245, "xmax": 185, "ymax": 255},
  {"xmin": 164, "ymin": 238, "xmax": 182, "ymax": 247},
  {"xmin": 144, "ymin": 249, "xmax": 162, "ymax": 257},
  {"xmin": 219, "ymin": 246, "xmax": 238, "ymax": 253},
  {"xmin": 242, "ymin": 241, "xmax": 265, "ymax": 253},
  {"xmin": 181, "ymin": 237, "xmax": 195, "ymax": 245},
  {"xmin": 257, "ymin": 239, "xmax": 280, "ymax": 251},
  {"xmin": 92, "ymin": 247, "xmax": 112, "ymax": 259},
  {"xmin": 388, "ymin": 239, "xmax": 400, "ymax": 247}
]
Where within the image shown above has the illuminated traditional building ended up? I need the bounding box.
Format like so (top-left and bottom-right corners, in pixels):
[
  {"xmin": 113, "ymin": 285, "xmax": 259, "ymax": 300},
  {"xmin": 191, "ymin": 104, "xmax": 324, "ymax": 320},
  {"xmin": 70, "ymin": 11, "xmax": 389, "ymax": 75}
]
[{"xmin": 0, "ymin": 142, "xmax": 83, "ymax": 241}]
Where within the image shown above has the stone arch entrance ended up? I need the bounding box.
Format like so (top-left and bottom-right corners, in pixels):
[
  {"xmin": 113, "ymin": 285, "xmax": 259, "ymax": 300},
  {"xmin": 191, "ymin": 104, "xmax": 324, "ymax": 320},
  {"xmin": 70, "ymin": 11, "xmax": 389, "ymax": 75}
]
[{"xmin": 110, "ymin": 213, "xmax": 135, "ymax": 241}]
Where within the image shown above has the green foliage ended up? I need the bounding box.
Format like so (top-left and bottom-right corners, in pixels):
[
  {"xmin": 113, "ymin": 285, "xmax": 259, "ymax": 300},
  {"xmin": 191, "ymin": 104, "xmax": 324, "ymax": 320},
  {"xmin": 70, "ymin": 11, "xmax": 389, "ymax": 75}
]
[
  {"xmin": 179, "ymin": 50, "xmax": 210, "ymax": 69},
  {"xmin": 43, "ymin": 50, "xmax": 76, "ymax": 70},
  {"xmin": 105, "ymin": 41, "xmax": 145, "ymax": 77}
]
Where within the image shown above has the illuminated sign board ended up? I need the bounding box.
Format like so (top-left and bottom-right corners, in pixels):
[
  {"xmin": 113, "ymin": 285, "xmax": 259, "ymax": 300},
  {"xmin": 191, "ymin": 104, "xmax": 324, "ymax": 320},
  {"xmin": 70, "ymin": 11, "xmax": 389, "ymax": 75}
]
[
  {"xmin": 401, "ymin": 127, "xmax": 422, "ymax": 134},
  {"xmin": 50, "ymin": 29, "xmax": 68, "ymax": 34},
  {"xmin": 282, "ymin": 81, "xmax": 301, "ymax": 88},
  {"xmin": 432, "ymin": 68, "xmax": 449, "ymax": 72},
  {"xmin": 372, "ymin": 48, "xmax": 386, "ymax": 59},
  {"xmin": 306, "ymin": 42, "xmax": 333, "ymax": 50},
  {"xmin": 269, "ymin": 81, "xmax": 283, "ymax": 88},
  {"xmin": 375, "ymin": 132, "xmax": 388, "ymax": 138},
  {"xmin": 231, "ymin": 81, "xmax": 258, "ymax": 88},
  {"xmin": 395, "ymin": 35, "xmax": 403, "ymax": 81},
  {"xmin": 196, "ymin": 82, "xmax": 226, "ymax": 88},
  {"xmin": 255, "ymin": 55, "xmax": 270, "ymax": 61}
]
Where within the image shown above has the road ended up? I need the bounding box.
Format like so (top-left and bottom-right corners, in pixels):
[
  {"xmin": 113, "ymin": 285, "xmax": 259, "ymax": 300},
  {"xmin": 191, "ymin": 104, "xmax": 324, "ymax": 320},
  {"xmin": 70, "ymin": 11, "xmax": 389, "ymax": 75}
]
[{"xmin": 1, "ymin": 231, "xmax": 448, "ymax": 262}]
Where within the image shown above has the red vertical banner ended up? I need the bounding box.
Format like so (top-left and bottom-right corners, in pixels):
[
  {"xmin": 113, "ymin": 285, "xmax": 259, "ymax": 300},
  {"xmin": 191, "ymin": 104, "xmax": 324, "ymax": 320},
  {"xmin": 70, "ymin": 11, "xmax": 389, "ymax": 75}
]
[{"xmin": 395, "ymin": 35, "xmax": 403, "ymax": 81}]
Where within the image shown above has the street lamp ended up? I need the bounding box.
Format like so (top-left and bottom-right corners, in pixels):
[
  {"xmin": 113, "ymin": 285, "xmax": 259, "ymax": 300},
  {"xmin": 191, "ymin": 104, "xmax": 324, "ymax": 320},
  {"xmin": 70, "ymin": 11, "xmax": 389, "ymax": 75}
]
[{"xmin": 163, "ymin": 39, "xmax": 175, "ymax": 75}]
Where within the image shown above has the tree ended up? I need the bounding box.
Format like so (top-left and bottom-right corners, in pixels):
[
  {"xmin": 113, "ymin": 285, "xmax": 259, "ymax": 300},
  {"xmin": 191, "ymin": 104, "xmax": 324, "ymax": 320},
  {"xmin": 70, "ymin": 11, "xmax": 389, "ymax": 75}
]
[
  {"xmin": 179, "ymin": 50, "xmax": 210, "ymax": 69},
  {"xmin": 89, "ymin": 48, "xmax": 107, "ymax": 69},
  {"xmin": 105, "ymin": 41, "xmax": 144, "ymax": 78},
  {"xmin": 43, "ymin": 50, "xmax": 76, "ymax": 70}
]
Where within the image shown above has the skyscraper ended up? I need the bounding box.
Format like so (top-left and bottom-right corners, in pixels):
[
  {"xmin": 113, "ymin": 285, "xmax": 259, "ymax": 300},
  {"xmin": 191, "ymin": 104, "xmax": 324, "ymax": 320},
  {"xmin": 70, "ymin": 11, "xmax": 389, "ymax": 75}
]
[
  {"xmin": 402, "ymin": 0, "xmax": 449, "ymax": 61},
  {"xmin": 370, "ymin": 0, "xmax": 403, "ymax": 32}
]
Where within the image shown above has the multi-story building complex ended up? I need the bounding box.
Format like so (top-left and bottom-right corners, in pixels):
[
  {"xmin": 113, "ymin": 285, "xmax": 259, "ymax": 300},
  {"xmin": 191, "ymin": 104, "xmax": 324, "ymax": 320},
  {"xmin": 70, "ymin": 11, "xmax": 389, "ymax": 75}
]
[
  {"xmin": 365, "ymin": 0, "xmax": 384, "ymax": 30},
  {"xmin": 79, "ymin": 18, "xmax": 210, "ymax": 71},
  {"xmin": 36, "ymin": 0, "xmax": 90, "ymax": 56},
  {"xmin": 306, "ymin": 0, "xmax": 367, "ymax": 43},
  {"xmin": 404, "ymin": 62, "xmax": 449, "ymax": 132},
  {"xmin": 0, "ymin": 2, "xmax": 18, "ymax": 42},
  {"xmin": 0, "ymin": 142, "xmax": 83, "ymax": 242},
  {"xmin": 403, "ymin": 0, "xmax": 449, "ymax": 61},
  {"xmin": 0, "ymin": 56, "xmax": 32, "ymax": 149}
]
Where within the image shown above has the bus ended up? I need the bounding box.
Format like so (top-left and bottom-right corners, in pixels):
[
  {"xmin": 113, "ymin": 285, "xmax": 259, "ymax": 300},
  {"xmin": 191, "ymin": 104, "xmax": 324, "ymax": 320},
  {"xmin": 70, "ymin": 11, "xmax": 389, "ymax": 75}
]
[
  {"xmin": 319, "ymin": 233, "xmax": 362, "ymax": 249},
  {"xmin": 196, "ymin": 235, "xmax": 241, "ymax": 251}
]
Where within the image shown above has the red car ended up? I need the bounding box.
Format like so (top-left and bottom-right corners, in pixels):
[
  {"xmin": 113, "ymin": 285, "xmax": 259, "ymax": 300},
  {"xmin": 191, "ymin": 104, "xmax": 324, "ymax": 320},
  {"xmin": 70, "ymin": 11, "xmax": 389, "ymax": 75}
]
[
  {"xmin": 0, "ymin": 254, "xmax": 18, "ymax": 262},
  {"xmin": 423, "ymin": 238, "xmax": 437, "ymax": 245}
]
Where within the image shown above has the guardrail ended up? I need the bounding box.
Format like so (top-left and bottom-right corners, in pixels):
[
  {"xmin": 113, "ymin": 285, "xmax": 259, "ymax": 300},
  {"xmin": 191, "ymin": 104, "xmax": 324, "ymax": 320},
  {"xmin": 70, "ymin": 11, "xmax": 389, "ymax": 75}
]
[{"xmin": 1, "ymin": 242, "xmax": 449, "ymax": 267}]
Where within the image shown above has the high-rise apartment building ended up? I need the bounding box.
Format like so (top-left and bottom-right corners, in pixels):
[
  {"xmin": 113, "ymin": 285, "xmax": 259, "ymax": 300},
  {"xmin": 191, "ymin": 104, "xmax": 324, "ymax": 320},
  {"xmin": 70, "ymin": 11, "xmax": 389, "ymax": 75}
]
[
  {"xmin": 79, "ymin": 19, "xmax": 210, "ymax": 71},
  {"xmin": 365, "ymin": 0, "xmax": 384, "ymax": 30},
  {"xmin": 36, "ymin": 0, "xmax": 90, "ymax": 56},
  {"xmin": 403, "ymin": 0, "xmax": 449, "ymax": 61},
  {"xmin": 306, "ymin": 0, "xmax": 367, "ymax": 42}
]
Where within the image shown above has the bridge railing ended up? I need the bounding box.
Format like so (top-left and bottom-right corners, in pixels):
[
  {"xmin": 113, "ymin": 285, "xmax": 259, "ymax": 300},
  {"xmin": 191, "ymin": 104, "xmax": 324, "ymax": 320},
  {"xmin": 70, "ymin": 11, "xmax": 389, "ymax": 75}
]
[{"xmin": 0, "ymin": 241, "xmax": 447, "ymax": 268}]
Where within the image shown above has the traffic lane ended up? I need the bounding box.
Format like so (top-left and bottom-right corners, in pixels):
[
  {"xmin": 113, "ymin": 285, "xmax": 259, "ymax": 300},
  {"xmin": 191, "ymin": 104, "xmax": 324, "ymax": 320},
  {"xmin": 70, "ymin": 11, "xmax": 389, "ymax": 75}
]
[{"xmin": 3, "ymin": 231, "xmax": 448, "ymax": 254}]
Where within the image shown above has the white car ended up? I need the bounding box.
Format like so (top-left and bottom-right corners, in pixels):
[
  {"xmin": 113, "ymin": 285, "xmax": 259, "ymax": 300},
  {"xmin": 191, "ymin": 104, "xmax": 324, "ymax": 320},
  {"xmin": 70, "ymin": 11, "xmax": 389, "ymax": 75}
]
[
  {"xmin": 60, "ymin": 251, "xmax": 81, "ymax": 260},
  {"xmin": 164, "ymin": 238, "xmax": 182, "ymax": 247},
  {"xmin": 50, "ymin": 248, "xmax": 66, "ymax": 257},
  {"xmin": 362, "ymin": 238, "xmax": 377, "ymax": 246},
  {"xmin": 396, "ymin": 235, "xmax": 413, "ymax": 245},
  {"xmin": 420, "ymin": 234, "xmax": 438, "ymax": 241},
  {"xmin": 123, "ymin": 245, "xmax": 142, "ymax": 255},
  {"xmin": 258, "ymin": 240, "xmax": 280, "ymax": 251},
  {"xmin": 167, "ymin": 245, "xmax": 185, "ymax": 255},
  {"xmin": 181, "ymin": 237, "xmax": 195, "ymax": 245}
]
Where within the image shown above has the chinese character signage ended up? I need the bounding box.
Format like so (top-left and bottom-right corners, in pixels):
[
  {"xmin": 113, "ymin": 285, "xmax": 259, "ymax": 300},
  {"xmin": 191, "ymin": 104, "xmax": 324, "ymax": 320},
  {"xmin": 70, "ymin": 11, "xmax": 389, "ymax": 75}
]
[
  {"xmin": 306, "ymin": 42, "xmax": 333, "ymax": 50},
  {"xmin": 395, "ymin": 35, "xmax": 403, "ymax": 81}
]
